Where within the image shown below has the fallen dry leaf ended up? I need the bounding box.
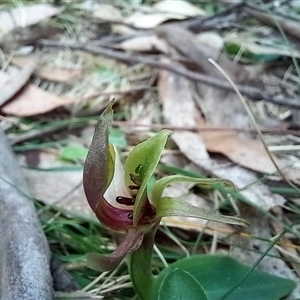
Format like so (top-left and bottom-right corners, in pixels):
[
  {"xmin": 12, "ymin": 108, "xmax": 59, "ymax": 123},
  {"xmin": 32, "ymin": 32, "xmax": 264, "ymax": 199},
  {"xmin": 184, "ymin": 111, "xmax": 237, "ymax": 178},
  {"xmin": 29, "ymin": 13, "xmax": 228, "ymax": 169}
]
[
  {"xmin": 0, "ymin": 59, "xmax": 37, "ymax": 107},
  {"xmin": 18, "ymin": 151, "xmax": 93, "ymax": 218},
  {"xmin": 126, "ymin": 12, "xmax": 186, "ymax": 29},
  {"xmin": 1, "ymin": 25, "xmax": 58, "ymax": 51},
  {"xmin": 0, "ymin": 4, "xmax": 62, "ymax": 37},
  {"xmin": 0, "ymin": 71, "xmax": 72, "ymax": 116},
  {"xmin": 93, "ymin": 3, "xmax": 123, "ymax": 22},
  {"xmin": 116, "ymin": 1, "xmax": 205, "ymax": 34},
  {"xmin": 200, "ymin": 130, "xmax": 277, "ymax": 174},
  {"xmin": 11, "ymin": 56, "xmax": 83, "ymax": 83},
  {"xmin": 197, "ymin": 31, "xmax": 224, "ymax": 50},
  {"xmin": 153, "ymin": 0, "xmax": 206, "ymax": 17},
  {"xmin": 158, "ymin": 69, "xmax": 285, "ymax": 210},
  {"xmin": 118, "ymin": 35, "xmax": 170, "ymax": 54}
]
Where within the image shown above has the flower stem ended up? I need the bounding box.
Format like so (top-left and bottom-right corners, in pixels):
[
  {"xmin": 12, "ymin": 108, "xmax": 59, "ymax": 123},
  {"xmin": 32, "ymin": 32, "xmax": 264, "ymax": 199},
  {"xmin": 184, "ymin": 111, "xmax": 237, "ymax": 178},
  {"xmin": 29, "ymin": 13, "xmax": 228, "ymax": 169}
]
[{"xmin": 129, "ymin": 222, "xmax": 159, "ymax": 300}]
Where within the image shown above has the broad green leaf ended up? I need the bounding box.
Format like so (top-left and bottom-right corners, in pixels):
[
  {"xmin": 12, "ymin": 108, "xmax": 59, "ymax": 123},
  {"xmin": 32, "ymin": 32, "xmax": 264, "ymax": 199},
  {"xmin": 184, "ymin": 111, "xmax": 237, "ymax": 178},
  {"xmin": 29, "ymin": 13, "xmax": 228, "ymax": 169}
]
[
  {"xmin": 124, "ymin": 130, "xmax": 172, "ymax": 225},
  {"xmin": 151, "ymin": 175, "xmax": 234, "ymax": 206},
  {"xmin": 152, "ymin": 255, "xmax": 296, "ymax": 300},
  {"xmin": 109, "ymin": 128, "xmax": 127, "ymax": 148},
  {"xmin": 59, "ymin": 145, "xmax": 88, "ymax": 162},
  {"xmin": 155, "ymin": 197, "xmax": 249, "ymax": 227},
  {"xmin": 158, "ymin": 268, "xmax": 209, "ymax": 300}
]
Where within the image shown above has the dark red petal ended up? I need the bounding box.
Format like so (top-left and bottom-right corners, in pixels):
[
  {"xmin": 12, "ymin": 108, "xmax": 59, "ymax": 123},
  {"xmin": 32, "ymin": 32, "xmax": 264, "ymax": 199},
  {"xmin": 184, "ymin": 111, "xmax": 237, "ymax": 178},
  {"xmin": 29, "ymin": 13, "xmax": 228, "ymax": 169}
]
[
  {"xmin": 95, "ymin": 198, "xmax": 133, "ymax": 231},
  {"xmin": 83, "ymin": 104, "xmax": 112, "ymax": 211},
  {"xmin": 86, "ymin": 227, "xmax": 145, "ymax": 271}
]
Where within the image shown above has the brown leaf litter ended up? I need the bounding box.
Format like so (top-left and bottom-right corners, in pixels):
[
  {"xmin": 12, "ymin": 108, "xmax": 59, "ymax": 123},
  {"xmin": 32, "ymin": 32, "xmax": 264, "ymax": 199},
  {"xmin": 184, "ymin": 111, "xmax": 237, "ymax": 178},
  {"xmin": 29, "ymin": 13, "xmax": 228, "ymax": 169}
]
[
  {"xmin": 0, "ymin": 4, "xmax": 63, "ymax": 37},
  {"xmin": 11, "ymin": 56, "xmax": 83, "ymax": 83},
  {"xmin": 0, "ymin": 70, "xmax": 73, "ymax": 116}
]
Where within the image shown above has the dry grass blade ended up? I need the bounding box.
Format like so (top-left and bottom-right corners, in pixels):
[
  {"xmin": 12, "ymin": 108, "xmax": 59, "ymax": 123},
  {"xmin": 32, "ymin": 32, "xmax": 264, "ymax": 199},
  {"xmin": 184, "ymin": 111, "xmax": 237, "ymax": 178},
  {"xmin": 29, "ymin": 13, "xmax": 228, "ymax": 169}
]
[{"xmin": 208, "ymin": 58, "xmax": 300, "ymax": 192}]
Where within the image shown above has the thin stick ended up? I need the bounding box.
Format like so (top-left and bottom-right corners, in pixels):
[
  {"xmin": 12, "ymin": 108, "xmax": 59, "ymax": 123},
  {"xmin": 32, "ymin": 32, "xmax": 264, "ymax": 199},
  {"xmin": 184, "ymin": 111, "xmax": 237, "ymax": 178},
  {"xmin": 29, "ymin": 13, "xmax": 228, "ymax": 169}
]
[
  {"xmin": 112, "ymin": 120, "xmax": 300, "ymax": 136},
  {"xmin": 37, "ymin": 39, "xmax": 300, "ymax": 109}
]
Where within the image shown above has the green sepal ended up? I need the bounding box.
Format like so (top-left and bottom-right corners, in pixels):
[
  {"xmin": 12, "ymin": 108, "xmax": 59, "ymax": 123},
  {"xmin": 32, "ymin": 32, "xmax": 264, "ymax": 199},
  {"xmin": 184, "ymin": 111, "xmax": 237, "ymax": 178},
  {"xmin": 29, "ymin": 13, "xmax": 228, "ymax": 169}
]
[
  {"xmin": 151, "ymin": 175, "xmax": 235, "ymax": 206},
  {"xmin": 155, "ymin": 197, "xmax": 250, "ymax": 227},
  {"xmin": 124, "ymin": 130, "xmax": 172, "ymax": 225}
]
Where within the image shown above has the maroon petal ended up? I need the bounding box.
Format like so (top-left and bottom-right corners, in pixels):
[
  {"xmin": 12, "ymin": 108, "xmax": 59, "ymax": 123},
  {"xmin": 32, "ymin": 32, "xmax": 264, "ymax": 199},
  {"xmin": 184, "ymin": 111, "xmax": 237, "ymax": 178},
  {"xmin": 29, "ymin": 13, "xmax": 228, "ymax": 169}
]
[
  {"xmin": 86, "ymin": 227, "xmax": 145, "ymax": 271},
  {"xmin": 95, "ymin": 198, "xmax": 133, "ymax": 231},
  {"xmin": 83, "ymin": 104, "xmax": 112, "ymax": 212}
]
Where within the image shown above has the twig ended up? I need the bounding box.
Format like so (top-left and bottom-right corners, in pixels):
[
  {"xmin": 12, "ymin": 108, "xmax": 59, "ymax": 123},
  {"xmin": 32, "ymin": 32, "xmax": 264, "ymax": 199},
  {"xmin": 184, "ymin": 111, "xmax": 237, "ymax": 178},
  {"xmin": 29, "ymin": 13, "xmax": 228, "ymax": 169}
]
[
  {"xmin": 180, "ymin": 2, "xmax": 246, "ymax": 32},
  {"xmin": 37, "ymin": 39, "xmax": 300, "ymax": 109},
  {"xmin": 78, "ymin": 85, "xmax": 150, "ymax": 101},
  {"xmin": 8, "ymin": 120, "xmax": 300, "ymax": 146},
  {"xmin": 244, "ymin": 4, "xmax": 300, "ymax": 40},
  {"xmin": 112, "ymin": 121, "xmax": 300, "ymax": 136},
  {"xmin": 97, "ymin": 2, "xmax": 245, "ymax": 44},
  {"xmin": 8, "ymin": 123, "xmax": 85, "ymax": 145},
  {"xmin": 0, "ymin": 128, "xmax": 53, "ymax": 299}
]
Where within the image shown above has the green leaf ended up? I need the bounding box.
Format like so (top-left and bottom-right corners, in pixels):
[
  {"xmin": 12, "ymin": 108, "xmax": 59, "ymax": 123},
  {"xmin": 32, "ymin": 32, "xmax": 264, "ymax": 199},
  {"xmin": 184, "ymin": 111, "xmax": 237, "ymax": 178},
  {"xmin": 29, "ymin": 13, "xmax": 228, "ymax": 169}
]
[
  {"xmin": 155, "ymin": 197, "xmax": 249, "ymax": 227},
  {"xmin": 152, "ymin": 255, "xmax": 296, "ymax": 300},
  {"xmin": 109, "ymin": 128, "xmax": 127, "ymax": 148},
  {"xmin": 124, "ymin": 130, "xmax": 172, "ymax": 225},
  {"xmin": 158, "ymin": 268, "xmax": 209, "ymax": 300},
  {"xmin": 151, "ymin": 175, "xmax": 234, "ymax": 206},
  {"xmin": 59, "ymin": 145, "xmax": 88, "ymax": 162}
]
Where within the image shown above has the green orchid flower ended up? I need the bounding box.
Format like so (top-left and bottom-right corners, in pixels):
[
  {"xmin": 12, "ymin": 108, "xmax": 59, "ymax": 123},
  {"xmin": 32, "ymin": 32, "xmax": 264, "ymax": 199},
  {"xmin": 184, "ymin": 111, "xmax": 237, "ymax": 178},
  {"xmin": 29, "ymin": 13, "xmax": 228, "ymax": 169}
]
[{"xmin": 83, "ymin": 102, "xmax": 249, "ymax": 271}]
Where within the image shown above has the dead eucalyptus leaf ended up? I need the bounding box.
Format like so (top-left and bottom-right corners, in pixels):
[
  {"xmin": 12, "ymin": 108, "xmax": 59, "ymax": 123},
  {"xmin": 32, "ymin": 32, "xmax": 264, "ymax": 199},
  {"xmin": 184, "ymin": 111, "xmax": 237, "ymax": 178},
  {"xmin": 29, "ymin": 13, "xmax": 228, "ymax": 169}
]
[
  {"xmin": 0, "ymin": 4, "xmax": 63, "ymax": 37},
  {"xmin": 18, "ymin": 151, "xmax": 92, "ymax": 218},
  {"xmin": 0, "ymin": 59, "xmax": 37, "ymax": 108},
  {"xmin": 158, "ymin": 69, "xmax": 285, "ymax": 210},
  {"xmin": 0, "ymin": 71, "xmax": 72, "ymax": 116},
  {"xmin": 200, "ymin": 130, "xmax": 277, "ymax": 174},
  {"xmin": 119, "ymin": 35, "xmax": 170, "ymax": 54},
  {"xmin": 93, "ymin": 3, "xmax": 123, "ymax": 22},
  {"xmin": 11, "ymin": 56, "xmax": 83, "ymax": 83},
  {"xmin": 154, "ymin": 0, "xmax": 206, "ymax": 17}
]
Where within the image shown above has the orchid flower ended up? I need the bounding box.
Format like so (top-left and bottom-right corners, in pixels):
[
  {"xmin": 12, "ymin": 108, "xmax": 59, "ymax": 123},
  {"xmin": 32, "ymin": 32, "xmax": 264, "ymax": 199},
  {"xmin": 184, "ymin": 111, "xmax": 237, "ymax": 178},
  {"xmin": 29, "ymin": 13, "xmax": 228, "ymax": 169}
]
[{"xmin": 83, "ymin": 102, "xmax": 249, "ymax": 271}]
